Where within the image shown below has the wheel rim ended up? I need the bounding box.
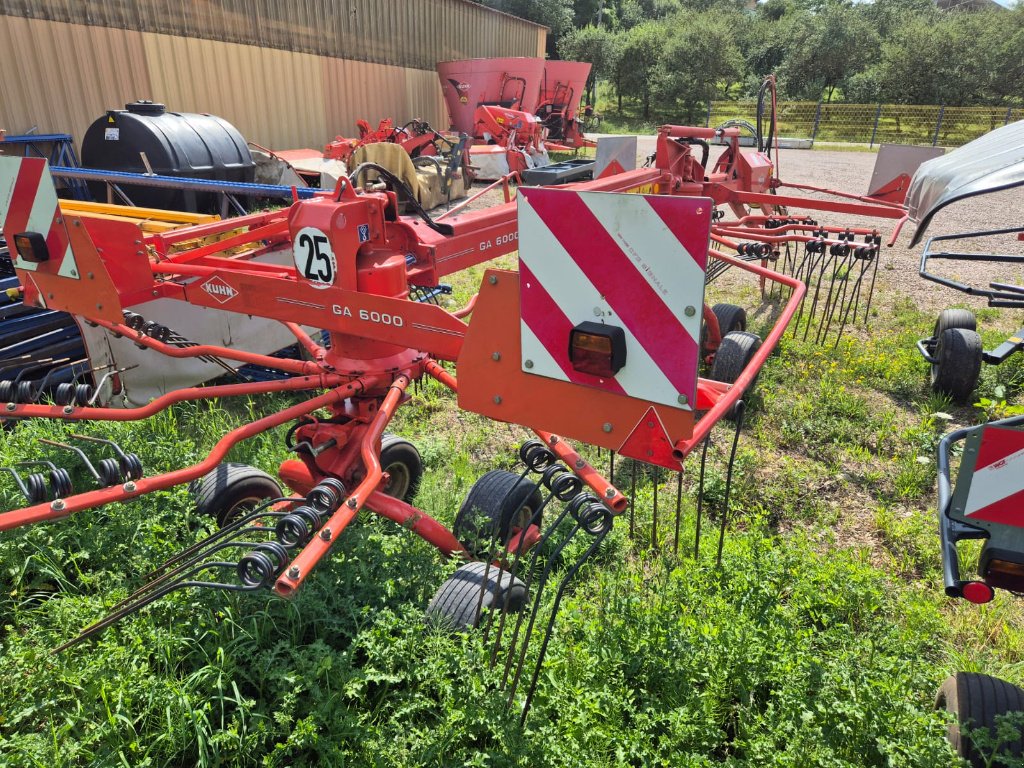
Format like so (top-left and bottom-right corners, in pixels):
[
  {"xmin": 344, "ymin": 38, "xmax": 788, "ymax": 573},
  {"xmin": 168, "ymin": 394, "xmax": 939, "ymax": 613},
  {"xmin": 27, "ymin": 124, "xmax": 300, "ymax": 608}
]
[
  {"xmin": 383, "ymin": 461, "xmax": 411, "ymax": 500},
  {"xmin": 223, "ymin": 495, "xmax": 265, "ymax": 526},
  {"xmin": 511, "ymin": 502, "xmax": 536, "ymax": 532}
]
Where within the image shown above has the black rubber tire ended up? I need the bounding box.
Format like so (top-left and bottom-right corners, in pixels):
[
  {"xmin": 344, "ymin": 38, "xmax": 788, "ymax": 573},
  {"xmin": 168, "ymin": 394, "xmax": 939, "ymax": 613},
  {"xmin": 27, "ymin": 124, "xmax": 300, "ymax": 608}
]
[
  {"xmin": 190, "ymin": 462, "xmax": 282, "ymax": 527},
  {"xmin": 426, "ymin": 561, "xmax": 528, "ymax": 630},
  {"xmin": 712, "ymin": 303, "xmax": 747, "ymax": 336},
  {"xmin": 710, "ymin": 331, "xmax": 763, "ymax": 421},
  {"xmin": 931, "ymin": 328, "xmax": 983, "ymax": 403},
  {"xmin": 453, "ymin": 470, "xmax": 543, "ymax": 559},
  {"xmin": 936, "ymin": 672, "xmax": 1024, "ymax": 767},
  {"xmin": 935, "ymin": 308, "xmax": 977, "ymax": 335},
  {"xmin": 379, "ymin": 433, "xmax": 423, "ymax": 503}
]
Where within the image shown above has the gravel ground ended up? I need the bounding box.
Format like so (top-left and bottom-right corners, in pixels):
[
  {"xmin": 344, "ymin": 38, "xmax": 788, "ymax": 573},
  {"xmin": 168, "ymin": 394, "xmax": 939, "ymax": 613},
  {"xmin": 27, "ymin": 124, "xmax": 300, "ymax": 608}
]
[{"xmin": 437, "ymin": 137, "xmax": 1023, "ymax": 335}]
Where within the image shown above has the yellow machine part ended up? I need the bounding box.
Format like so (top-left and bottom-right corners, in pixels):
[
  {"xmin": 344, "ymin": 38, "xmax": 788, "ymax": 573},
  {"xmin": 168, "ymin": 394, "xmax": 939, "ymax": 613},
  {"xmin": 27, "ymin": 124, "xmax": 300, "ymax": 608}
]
[
  {"xmin": 58, "ymin": 200, "xmax": 219, "ymax": 233},
  {"xmin": 56, "ymin": 201, "xmax": 260, "ymax": 258}
]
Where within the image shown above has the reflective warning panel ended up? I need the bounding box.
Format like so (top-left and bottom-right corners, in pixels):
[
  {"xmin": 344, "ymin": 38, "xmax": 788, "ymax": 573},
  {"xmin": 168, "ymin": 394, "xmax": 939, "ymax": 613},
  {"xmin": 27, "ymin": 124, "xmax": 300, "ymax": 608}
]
[
  {"xmin": 0, "ymin": 157, "xmax": 78, "ymax": 279},
  {"xmin": 517, "ymin": 187, "xmax": 711, "ymax": 411},
  {"xmin": 954, "ymin": 425, "xmax": 1024, "ymax": 527}
]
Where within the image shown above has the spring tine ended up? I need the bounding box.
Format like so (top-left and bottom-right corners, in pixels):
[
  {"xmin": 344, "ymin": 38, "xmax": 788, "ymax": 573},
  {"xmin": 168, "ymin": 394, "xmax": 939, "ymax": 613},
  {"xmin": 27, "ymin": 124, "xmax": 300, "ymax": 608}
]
[
  {"xmin": 0, "ymin": 466, "xmax": 32, "ymax": 500},
  {"xmin": 815, "ymin": 253, "xmax": 847, "ymax": 344},
  {"xmin": 500, "ymin": 503, "xmax": 576, "ymax": 688},
  {"xmin": 673, "ymin": 470, "xmax": 683, "ymax": 556},
  {"xmin": 801, "ymin": 248, "xmax": 832, "ymax": 342},
  {"xmin": 20, "ymin": 357, "xmax": 73, "ymax": 401},
  {"xmin": 506, "ymin": 519, "xmax": 584, "ymax": 708},
  {"xmin": 55, "ymin": 574, "xmax": 188, "ymax": 652},
  {"xmin": 834, "ymin": 262, "xmax": 871, "ymax": 349},
  {"xmin": 813, "ymin": 250, "xmax": 844, "ymax": 344},
  {"xmin": 717, "ymin": 402, "xmax": 746, "ymax": 568},
  {"xmin": 141, "ymin": 496, "xmax": 300, "ymax": 580},
  {"xmin": 628, "ymin": 461, "xmax": 637, "ymax": 539},
  {"xmin": 488, "ymin": 490, "xmax": 557, "ymax": 667},
  {"xmin": 862, "ymin": 248, "xmax": 881, "ymax": 324},
  {"xmin": 83, "ymin": 365, "xmax": 138, "ymax": 406},
  {"xmin": 16, "ymin": 459, "xmax": 60, "ymax": 473},
  {"xmin": 69, "ymin": 433, "xmax": 129, "ymax": 460},
  {"xmin": 651, "ymin": 465, "xmax": 659, "ymax": 550},
  {"xmin": 695, "ymin": 436, "xmax": 711, "ymax": 560},
  {"xmin": 56, "ymin": 545, "xmax": 269, "ymax": 652},
  {"xmin": 608, "ymin": 450, "xmax": 615, "ymax": 486},
  {"xmin": 38, "ymin": 438, "xmax": 102, "ymax": 483},
  {"xmin": 519, "ymin": 523, "xmax": 612, "ymax": 724}
]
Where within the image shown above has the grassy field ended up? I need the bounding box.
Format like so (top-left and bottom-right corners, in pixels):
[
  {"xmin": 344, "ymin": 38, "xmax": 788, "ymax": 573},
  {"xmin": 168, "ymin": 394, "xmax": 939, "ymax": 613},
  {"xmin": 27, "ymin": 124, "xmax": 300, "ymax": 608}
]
[{"xmin": 2, "ymin": 245, "xmax": 1024, "ymax": 766}]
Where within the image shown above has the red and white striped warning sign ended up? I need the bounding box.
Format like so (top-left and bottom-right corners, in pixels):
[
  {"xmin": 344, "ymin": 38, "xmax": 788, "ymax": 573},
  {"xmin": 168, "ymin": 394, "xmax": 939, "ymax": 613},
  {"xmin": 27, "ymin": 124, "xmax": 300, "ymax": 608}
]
[
  {"xmin": 517, "ymin": 187, "xmax": 710, "ymax": 411},
  {"xmin": 961, "ymin": 425, "xmax": 1024, "ymax": 526},
  {"xmin": 0, "ymin": 157, "xmax": 78, "ymax": 281}
]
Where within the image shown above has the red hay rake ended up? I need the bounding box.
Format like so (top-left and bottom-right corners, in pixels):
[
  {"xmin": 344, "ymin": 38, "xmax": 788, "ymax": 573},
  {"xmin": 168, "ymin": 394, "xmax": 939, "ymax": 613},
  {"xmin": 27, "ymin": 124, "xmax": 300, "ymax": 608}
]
[{"xmin": 0, "ymin": 80, "xmax": 908, "ymax": 716}]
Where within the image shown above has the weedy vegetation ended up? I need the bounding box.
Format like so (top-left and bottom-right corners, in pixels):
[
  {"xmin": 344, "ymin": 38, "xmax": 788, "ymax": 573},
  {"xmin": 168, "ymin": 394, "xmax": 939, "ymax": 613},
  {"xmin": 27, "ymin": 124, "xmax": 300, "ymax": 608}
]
[{"xmin": 1, "ymin": 256, "xmax": 1023, "ymax": 767}]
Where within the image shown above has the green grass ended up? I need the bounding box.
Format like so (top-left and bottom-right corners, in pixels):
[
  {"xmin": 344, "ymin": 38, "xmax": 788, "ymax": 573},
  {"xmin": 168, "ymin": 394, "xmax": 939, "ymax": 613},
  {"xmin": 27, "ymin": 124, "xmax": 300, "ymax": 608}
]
[{"xmin": 2, "ymin": 259, "xmax": 1024, "ymax": 765}]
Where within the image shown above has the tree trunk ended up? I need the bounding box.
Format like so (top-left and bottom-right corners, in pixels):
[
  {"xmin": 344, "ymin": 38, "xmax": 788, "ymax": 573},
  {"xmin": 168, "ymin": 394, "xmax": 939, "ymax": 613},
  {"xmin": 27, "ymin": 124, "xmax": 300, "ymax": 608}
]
[{"xmin": 643, "ymin": 88, "xmax": 650, "ymax": 119}]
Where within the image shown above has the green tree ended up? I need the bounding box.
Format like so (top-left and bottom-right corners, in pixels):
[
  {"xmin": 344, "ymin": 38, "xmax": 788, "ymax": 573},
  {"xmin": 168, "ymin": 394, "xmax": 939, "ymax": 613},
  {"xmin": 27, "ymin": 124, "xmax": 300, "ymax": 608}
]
[
  {"xmin": 617, "ymin": 21, "xmax": 667, "ymax": 117},
  {"xmin": 778, "ymin": 2, "xmax": 879, "ymax": 101},
  {"xmin": 474, "ymin": 0, "xmax": 574, "ymax": 36},
  {"xmin": 873, "ymin": 15, "xmax": 987, "ymax": 104},
  {"xmin": 557, "ymin": 24, "xmax": 621, "ymax": 103},
  {"xmin": 654, "ymin": 12, "xmax": 745, "ymax": 122}
]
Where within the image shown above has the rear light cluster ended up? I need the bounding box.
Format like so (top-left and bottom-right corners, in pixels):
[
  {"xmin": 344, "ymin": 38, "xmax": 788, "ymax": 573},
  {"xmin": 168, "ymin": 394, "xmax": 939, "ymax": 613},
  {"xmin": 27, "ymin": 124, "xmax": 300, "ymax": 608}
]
[
  {"xmin": 13, "ymin": 231, "xmax": 48, "ymax": 263},
  {"xmin": 568, "ymin": 322, "xmax": 625, "ymax": 378}
]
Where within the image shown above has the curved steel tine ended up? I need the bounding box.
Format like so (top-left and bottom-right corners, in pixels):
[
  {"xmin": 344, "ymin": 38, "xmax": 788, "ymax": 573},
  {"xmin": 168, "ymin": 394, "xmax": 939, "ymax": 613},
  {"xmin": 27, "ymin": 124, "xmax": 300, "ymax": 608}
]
[
  {"xmin": 141, "ymin": 495, "xmax": 302, "ymax": 580},
  {"xmin": 100, "ymin": 531, "xmax": 289, "ymax": 620},
  {"xmin": 55, "ymin": 549, "xmax": 264, "ymax": 652},
  {"xmin": 39, "ymin": 438, "xmax": 102, "ymax": 482}
]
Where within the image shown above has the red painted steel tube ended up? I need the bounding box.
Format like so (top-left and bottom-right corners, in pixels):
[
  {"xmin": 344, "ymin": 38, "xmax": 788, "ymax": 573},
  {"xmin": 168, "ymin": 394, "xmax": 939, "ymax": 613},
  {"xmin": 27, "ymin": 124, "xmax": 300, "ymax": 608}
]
[
  {"xmin": 424, "ymin": 358, "xmax": 458, "ymax": 390},
  {"xmin": 452, "ymin": 293, "xmax": 478, "ymax": 319},
  {"xmin": 151, "ymin": 257, "xmax": 292, "ymax": 278},
  {"xmin": 274, "ymin": 376, "xmax": 410, "ymax": 596},
  {"xmin": 777, "ymin": 180, "xmax": 907, "ymax": 210},
  {"xmin": 661, "ymin": 125, "xmax": 740, "ymax": 139},
  {"xmin": 3, "ymin": 374, "xmax": 348, "ymax": 422},
  {"xmin": 722, "ymin": 190, "xmax": 906, "ymax": 220},
  {"xmin": 535, "ymin": 431, "xmax": 629, "ymax": 513},
  {"xmin": 147, "ymin": 210, "xmax": 287, "ymax": 251},
  {"xmin": 0, "ymin": 382, "xmax": 369, "ymax": 531},
  {"xmin": 364, "ymin": 490, "xmax": 465, "ymax": 556},
  {"xmin": 92, "ymin": 318, "xmax": 322, "ymax": 376},
  {"xmin": 283, "ymin": 322, "xmax": 327, "ymax": 360},
  {"xmin": 673, "ymin": 252, "xmax": 805, "ymax": 460},
  {"xmin": 887, "ymin": 215, "xmax": 909, "ymax": 247},
  {"xmin": 436, "ymin": 172, "xmax": 520, "ymax": 221}
]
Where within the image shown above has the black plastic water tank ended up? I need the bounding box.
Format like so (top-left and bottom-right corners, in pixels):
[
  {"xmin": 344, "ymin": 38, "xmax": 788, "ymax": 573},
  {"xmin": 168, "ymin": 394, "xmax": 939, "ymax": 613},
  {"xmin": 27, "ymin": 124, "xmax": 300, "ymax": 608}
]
[{"xmin": 80, "ymin": 101, "xmax": 255, "ymax": 213}]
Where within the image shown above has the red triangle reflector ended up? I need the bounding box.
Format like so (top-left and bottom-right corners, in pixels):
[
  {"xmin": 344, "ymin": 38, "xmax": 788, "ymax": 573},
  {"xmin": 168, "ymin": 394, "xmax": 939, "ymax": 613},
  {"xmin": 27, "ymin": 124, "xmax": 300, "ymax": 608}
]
[
  {"xmin": 597, "ymin": 159, "xmax": 625, "ymax": 179},
  {"xmin": 617, "ymin": 407, "xmax": 682, "ymax": 469}
]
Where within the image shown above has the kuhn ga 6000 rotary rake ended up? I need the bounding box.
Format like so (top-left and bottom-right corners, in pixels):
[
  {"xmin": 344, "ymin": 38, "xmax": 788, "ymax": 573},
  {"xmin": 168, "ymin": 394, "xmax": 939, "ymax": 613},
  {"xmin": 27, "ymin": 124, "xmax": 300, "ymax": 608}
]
[{"xmin": 0, "ymin": 105, "xmax": 906, "ymax": 714}]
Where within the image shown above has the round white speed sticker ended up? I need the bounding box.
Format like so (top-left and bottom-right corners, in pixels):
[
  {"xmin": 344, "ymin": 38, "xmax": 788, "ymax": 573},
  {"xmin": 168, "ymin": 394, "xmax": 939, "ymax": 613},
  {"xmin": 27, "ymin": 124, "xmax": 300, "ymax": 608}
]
[{"xmin": 293, "ymin": 227, "xmax": 337, "ymax": 289}]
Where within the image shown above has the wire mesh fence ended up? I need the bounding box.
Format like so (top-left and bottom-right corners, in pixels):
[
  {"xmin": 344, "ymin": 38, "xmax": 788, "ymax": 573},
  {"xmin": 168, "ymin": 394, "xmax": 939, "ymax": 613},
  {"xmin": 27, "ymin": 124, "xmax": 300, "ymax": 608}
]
[{"xmin": 707, "ymin": 101, "xmax": 1023, "ymax": 147}]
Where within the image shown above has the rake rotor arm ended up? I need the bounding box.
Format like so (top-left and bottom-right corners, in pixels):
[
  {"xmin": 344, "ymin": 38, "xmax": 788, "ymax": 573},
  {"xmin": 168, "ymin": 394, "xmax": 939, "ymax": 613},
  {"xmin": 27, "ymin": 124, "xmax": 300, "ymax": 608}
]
[
  {"xmin": 0, "ymin": 381, "xmax": 371, "ymax": 531},
  {"xmin": 672, "ymin": 249, "xmax": 806, "ymax": 461},
  {"xmin": 274, "ymin": 375, "xmax": 410, "ymax": 596},
  {"xmin": 2, "ymin": 374, "xmax": 349, "ymax": 423},
  {"xmin": 88, "ymin": 318, "xmax": 326, "ymax": 376},
  {"xmin": 282, "ymin": 321, "xmax": 328, "ymax": 362}
]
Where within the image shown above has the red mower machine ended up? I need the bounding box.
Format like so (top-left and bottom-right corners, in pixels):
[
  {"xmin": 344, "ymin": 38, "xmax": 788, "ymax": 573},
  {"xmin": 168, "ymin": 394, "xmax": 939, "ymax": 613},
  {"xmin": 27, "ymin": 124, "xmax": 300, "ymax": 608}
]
[{"xmin": 437, "ymin": 57, "xmax": 594, "ymax": 180}]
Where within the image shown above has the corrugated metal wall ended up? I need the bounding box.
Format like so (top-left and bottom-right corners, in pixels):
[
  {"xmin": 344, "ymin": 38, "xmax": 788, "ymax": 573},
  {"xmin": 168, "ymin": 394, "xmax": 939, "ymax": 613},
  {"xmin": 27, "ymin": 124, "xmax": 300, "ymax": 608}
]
[{"xmin": 0, "ymin": 2, "xmax": 545, "ymax": 150}]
